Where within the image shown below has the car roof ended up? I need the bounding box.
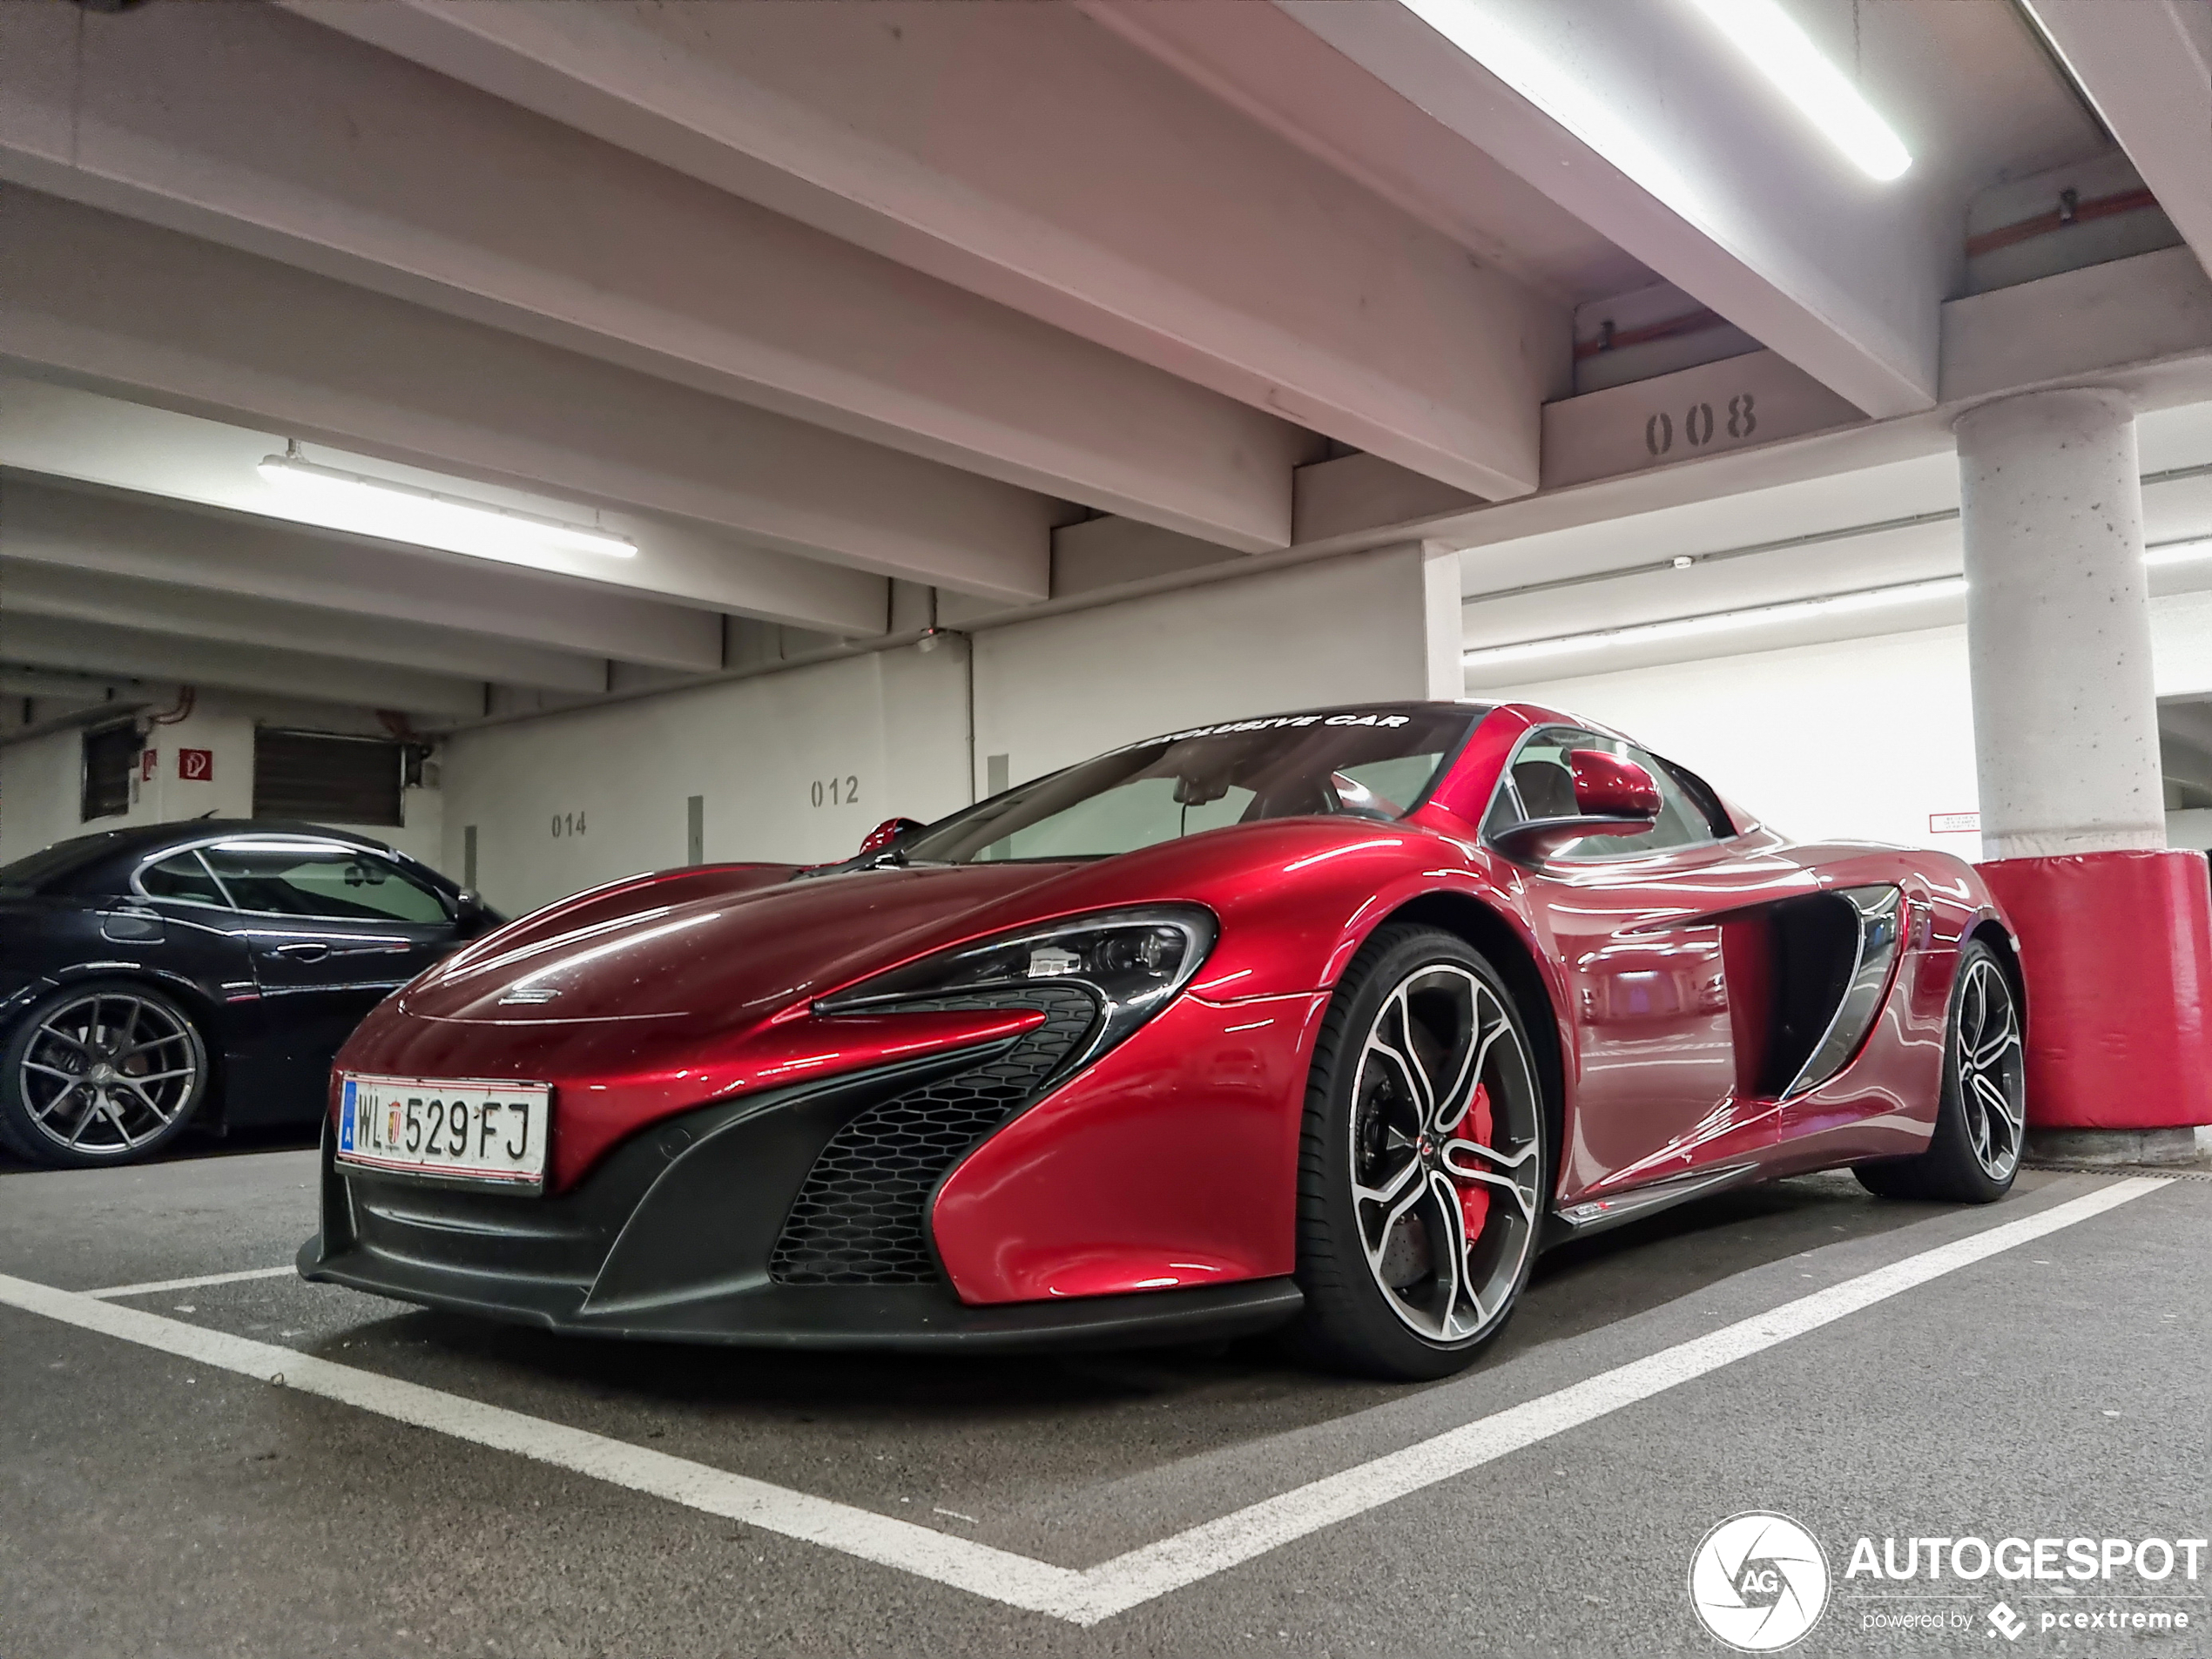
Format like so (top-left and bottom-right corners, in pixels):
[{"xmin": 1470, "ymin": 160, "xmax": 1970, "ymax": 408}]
[
  {"xmin": 1127, "ymin": 699, "xmax": 1496, "ymax": 745},
  {"xmin": 0, "ymin": 819, "xmax": 420, "ymax": 895}
]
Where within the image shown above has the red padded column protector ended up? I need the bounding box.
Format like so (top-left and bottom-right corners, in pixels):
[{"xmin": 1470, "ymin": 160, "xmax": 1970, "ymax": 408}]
[{"xmin": 1976, "ymin": 849, "xmax": 2212, "ymax": 1129}]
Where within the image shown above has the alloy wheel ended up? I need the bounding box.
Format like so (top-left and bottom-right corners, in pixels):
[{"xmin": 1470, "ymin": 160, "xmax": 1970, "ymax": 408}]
[
  {"xmin": 1954, "ymin": 955, "xmax": 2026, "ymax": 1182},
  {"xmin": 17, "ymin": 991, "xmax": 202, "ymax": 1157},
  {"xmin": 1347, "ymin": 964, "xmax": 1543, "ymax": 1344}
]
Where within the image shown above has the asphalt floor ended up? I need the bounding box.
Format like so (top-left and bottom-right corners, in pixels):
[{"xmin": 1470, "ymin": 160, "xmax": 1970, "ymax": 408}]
[{"xmin": 2, "ymin": 1135, "xmax": 2206, "ymax": 1658}]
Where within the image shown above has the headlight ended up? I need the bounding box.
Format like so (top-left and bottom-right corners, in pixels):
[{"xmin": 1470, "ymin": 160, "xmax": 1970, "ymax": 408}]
[{"xmin": 815, "ymin": 905, "xmax": 1216, "ymax": 1062}]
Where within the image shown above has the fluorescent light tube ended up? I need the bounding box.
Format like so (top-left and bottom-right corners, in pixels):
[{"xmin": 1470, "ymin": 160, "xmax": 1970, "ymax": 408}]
[
  {"xmin": 1463, "ymin": 576, "xmax": 1966, "ymax": 671},
  {"xmin": 258, "ymin": 452, "xmax": 637, "ymax": 560},
  {"xmin": 1464, "ymin": 533, "xmax": 2210, "ymax": 676},
  {"xmin": 2146, "ymin": 537, "xmax": 2212, "ymax": 568},
  {"xmin": 1683, "ymin": 0, "xmax": 1912, "ymax": 181}
]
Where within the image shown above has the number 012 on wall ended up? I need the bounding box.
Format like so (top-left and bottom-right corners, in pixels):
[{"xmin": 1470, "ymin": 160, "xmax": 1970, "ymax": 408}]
[{"xmin": 810, "ymin": 776, "xmax": 860, "ymax": 808}]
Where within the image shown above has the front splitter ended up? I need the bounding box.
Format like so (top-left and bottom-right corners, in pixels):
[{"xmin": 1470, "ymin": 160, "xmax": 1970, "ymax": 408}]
[{"xmin": 297, "ymin": 1238, "xmax": 1302, "ymax": 1352}]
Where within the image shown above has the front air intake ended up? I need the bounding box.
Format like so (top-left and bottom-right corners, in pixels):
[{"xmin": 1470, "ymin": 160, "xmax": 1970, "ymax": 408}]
[{"xmin": 767, "ymin": 985, "xmax": 1096, "ymax": 1285}]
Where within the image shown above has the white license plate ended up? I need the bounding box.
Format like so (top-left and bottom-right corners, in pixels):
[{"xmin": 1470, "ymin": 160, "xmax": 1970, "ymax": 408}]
[{"xmin": 336, "ymin": 1074, "xmax": 550, "ymax": 1188}]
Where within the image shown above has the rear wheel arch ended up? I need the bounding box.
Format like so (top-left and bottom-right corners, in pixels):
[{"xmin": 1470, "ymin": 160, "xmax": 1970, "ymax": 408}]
[
  {"xmin": 1966, "ymin": 918, "xmax": 2027, "ymax": 1030},
  {"xmin": 34, "ymin": 965, "xmax": 231, "ymax": 1120},
  {"xmin": 0, "ymin": 974, "xmax": 219, "ymax": 1163}
]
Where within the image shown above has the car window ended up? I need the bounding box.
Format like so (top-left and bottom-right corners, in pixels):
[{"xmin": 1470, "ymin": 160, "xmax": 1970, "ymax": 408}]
[
  {"xmin": 905, "ymin": 705, "xmax": 1480, "ymax": 866},
  {"xmin": 1657, "ymin": 756, "xmax": 1737, "ymax": 839},
  {"xmin": 199, "ymin": 842, "xmax": 450, "ymax": 922},
  {"xmin": 1332, "ymin": 753, "xmax": 1439, "ymax": 816},
  {"xmin": 1485, "ymin": 727, "xmax": 1716, "ymax": 861},
  {"xmin": 139, "ymin": 850, "xmax": 230, "ymax": 907},
  {"xmin": 980, "ymin": 774, "xmax": 1252, "ymax": 860}
]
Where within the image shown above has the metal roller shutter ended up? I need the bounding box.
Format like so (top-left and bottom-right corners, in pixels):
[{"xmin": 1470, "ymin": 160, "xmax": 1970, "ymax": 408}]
[{"xmin": 252, "ymin": 729, "xmax": 404, "ymax": 826}]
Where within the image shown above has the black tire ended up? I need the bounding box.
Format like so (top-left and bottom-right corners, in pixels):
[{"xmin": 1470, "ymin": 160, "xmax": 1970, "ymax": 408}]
[
  {"xmin": 1854, "ymin": 940, "xmax": 2025, "ymax": 1204},
  {"xmin": 1289, "ymin": 925, "xmax": 1551, "ymax": 1380},
  {"xmin": 0, "ymin": 980, "xmax": 210, "ymax": 1169}
]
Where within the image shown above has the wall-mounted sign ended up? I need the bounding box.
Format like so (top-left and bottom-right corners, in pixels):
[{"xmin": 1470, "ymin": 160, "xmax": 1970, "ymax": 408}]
[
  {"xmin": 140, "ymin": 749, "xmax": 158, "ymax": 782},
  {"xmin": 1929, "ymin": 811, "xmax": 1980, "ymax": 834},
  {"xmin": 178, "ymin": 748, "xmax": 214, "ymax": 782}
]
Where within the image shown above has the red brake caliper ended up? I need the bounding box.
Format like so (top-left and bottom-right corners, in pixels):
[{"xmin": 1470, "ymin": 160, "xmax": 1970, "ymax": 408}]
[{"xmin": 1451, "ymin": 1081, "xmax": 1494, "ymax": 1240}]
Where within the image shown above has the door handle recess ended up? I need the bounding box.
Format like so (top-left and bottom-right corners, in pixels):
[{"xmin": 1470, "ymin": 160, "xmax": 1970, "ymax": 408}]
[{"xmin": 268, "ymin": 942, "xmax": 332, "ymax": 962}]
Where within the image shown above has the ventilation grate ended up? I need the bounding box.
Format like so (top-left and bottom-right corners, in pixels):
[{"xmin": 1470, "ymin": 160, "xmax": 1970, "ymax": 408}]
[{"xmin": 768, "ymin": 986, "xmax": 1097, "ymax": 1285}]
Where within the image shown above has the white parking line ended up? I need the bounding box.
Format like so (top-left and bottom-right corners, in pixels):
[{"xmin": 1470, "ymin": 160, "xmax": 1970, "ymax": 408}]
[
  {"xmin": 1057, "ymin": 1177, "xmax": 2162, "ymax": 1622},
  {"xmin": 0, "ymin": 1270, "xmax": 1086, "ymax": 1615},
  {"xmin": 83, "ymin": 1265, "xmax": 299, "ymax": 1300},
  {"xmin": 0, "ymin": 1177, "xmax": 2164, "ymax": 1625}
]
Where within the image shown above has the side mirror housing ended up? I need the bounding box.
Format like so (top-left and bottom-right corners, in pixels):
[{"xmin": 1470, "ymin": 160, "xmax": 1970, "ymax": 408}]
[
  {"xmin": 1568, "ymin": 750, "xmax": 1662, "ymax": 822},
  {"xmin": 451, "ymin": 888, "xmax": 499, "ymax": 934},
  {"xmin": 859, "ymin": 817, "xmax": 924, "ymax": 857},
  {"xmin": 1493, "ymin": 751, "xmax": 1662, "ymax": 860}
]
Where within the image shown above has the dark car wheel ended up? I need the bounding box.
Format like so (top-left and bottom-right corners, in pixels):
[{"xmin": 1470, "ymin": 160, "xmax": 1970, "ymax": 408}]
[
  {"xmin": 0, "ymin": 981, "xmax": 211, "ymax": 1169},
  {"xmin": 1855, "ymin": 940, "xmax": 2026, "ymax": 1204},
  {"xmin": 1290, "ymin": 926, "xmax": 1550, "ymax": 1380}
]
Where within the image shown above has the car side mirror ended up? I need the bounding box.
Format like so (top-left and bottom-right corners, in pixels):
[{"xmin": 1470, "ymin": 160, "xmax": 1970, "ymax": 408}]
[
  {"xmin": 452, "ymin": 888, "xmax": 496, "ymax": 933},
  {"xmin": 1493, "ymin": 751, "xmax": 1662, "ymax": 860},
  {"xmin": 859, "ymin": 817, "xmax": 924, "ymax": 857},
  {"xmin": 1568, "ymin": 751, "xmax": 1662, "ymax": 824}
]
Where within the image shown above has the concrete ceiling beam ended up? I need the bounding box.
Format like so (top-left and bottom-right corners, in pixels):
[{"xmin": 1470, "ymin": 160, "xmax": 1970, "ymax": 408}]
[
  {"xmin": 0, "ymin": 186, "xmax": 1049, "ymax": 605},
  {"xmin": 0, "ymin": 559, "xmax": 611, "ymax": 697},
  {"xmin": 0, "ymin": 471, "xmax": 725, "ymax": 676},
  {"xmin": 2021, "ymin": 0, "xmax": 2212, "ymax": 286},
  {"xmin": 0, "ymin": 665, "xmax": 156, "ymax": 705},
  {"xmin": 280, "ymin": 0, "xmax": 1563, "ymax": 500},
  {"xmin": 1418, "ymin": 246, "xmax": 2212, "ymax": 560},
  {"xmin": 1277, "ymin": 0, "xmax": 1946, "ymax": 420},
  {"xmin": 0, "ymin": 615, "xmax": 487, "ymax": 719},
  {"xmin": 0, "ymin": 1, "xmax": 1306, "ymax": 553}
]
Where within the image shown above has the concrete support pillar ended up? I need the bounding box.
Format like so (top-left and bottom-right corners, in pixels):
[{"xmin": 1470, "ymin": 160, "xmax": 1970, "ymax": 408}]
[
  {"xmin": 1954, "ymin": 388, "xmax": 2212, "ymax": 1160},
  {"xmin": 1956, "ymin": 388, "xmax": 2162, "ymax": 860}
]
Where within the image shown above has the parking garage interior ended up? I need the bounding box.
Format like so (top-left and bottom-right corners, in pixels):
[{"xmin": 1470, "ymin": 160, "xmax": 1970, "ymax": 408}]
[{"xmin": 3, "ymin": 1, "xmax": 2210, "ymax": 1655}]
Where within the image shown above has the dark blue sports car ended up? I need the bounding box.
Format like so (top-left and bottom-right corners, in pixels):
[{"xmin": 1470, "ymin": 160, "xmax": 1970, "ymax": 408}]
[{"xmin": 0, "ymin": 821, "xmax": 496, "ymax": 1167}]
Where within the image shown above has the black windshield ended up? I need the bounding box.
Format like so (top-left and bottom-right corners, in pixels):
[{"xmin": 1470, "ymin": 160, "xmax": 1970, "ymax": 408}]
[{"xmin": 903, "ymin": 706, "xmax": 1481, "ymax": 866}]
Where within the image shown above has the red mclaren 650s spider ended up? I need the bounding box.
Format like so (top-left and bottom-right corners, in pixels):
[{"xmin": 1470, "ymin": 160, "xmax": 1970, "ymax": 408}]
[{"xmin": 301, "ymin": 701, "xmax": 2027, "ymax": 1379}]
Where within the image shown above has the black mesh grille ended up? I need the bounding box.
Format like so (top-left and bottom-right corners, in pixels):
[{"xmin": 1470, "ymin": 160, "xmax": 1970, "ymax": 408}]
[{"xmin": 768, "ymin": 986, "xmax": 1098, "ymax": 1285}]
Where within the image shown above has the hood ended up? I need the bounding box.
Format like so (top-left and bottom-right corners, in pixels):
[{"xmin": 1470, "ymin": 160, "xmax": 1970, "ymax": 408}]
[{"xmin": 398, "ymin": 860, "xmax": 1084, "ymax": 1027}]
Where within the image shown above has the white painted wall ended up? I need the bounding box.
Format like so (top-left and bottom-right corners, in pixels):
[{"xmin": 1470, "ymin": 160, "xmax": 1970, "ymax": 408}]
[
  {"xmin": 438, "ymin": 642, "xmax": 972, "ymax": 917},
  {"xmin": 972, "ymin": 543, "xmax": 1460, "ymax": 787},
  {"xmin": 0, "ymin": 727, "xmax": 84, "ymax": 865},
  {"xmin": 1494, "ymin": 623, "xmax": 1981, "ymax": 852},
  {"xmin": 436, "ymin": 543, "xmax": 1464, "ymax": 914},
  {"xmin": 0, "ymin": 690, "xmax": 445, "ymax": 869},
  {"xmin": 2170, "ymin": 810, "xmax": 2212, "ymax": 852},
  {"xmin": 1487, "ymin": 588, "xmax": 2212, "ymax": 853}
]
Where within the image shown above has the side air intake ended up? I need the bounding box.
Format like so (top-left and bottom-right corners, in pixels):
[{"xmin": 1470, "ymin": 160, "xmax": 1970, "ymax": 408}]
[{"xmin": 1768, "ymin": 886, "xmax": 1905, "ymax": 1099}]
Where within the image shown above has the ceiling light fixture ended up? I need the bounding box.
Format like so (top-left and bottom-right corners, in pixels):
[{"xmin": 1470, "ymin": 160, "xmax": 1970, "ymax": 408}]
[
  {"xmin": 257, "ymin": 446, "xmax": 637, "ymax": 560},
  {"xmin": 1683, "ymin": 0, "xmax": 1912, "ymax": 181},
  {"xmin": 1462, "ymin": 575, "xmax": 1966, "ymax": 673}
]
